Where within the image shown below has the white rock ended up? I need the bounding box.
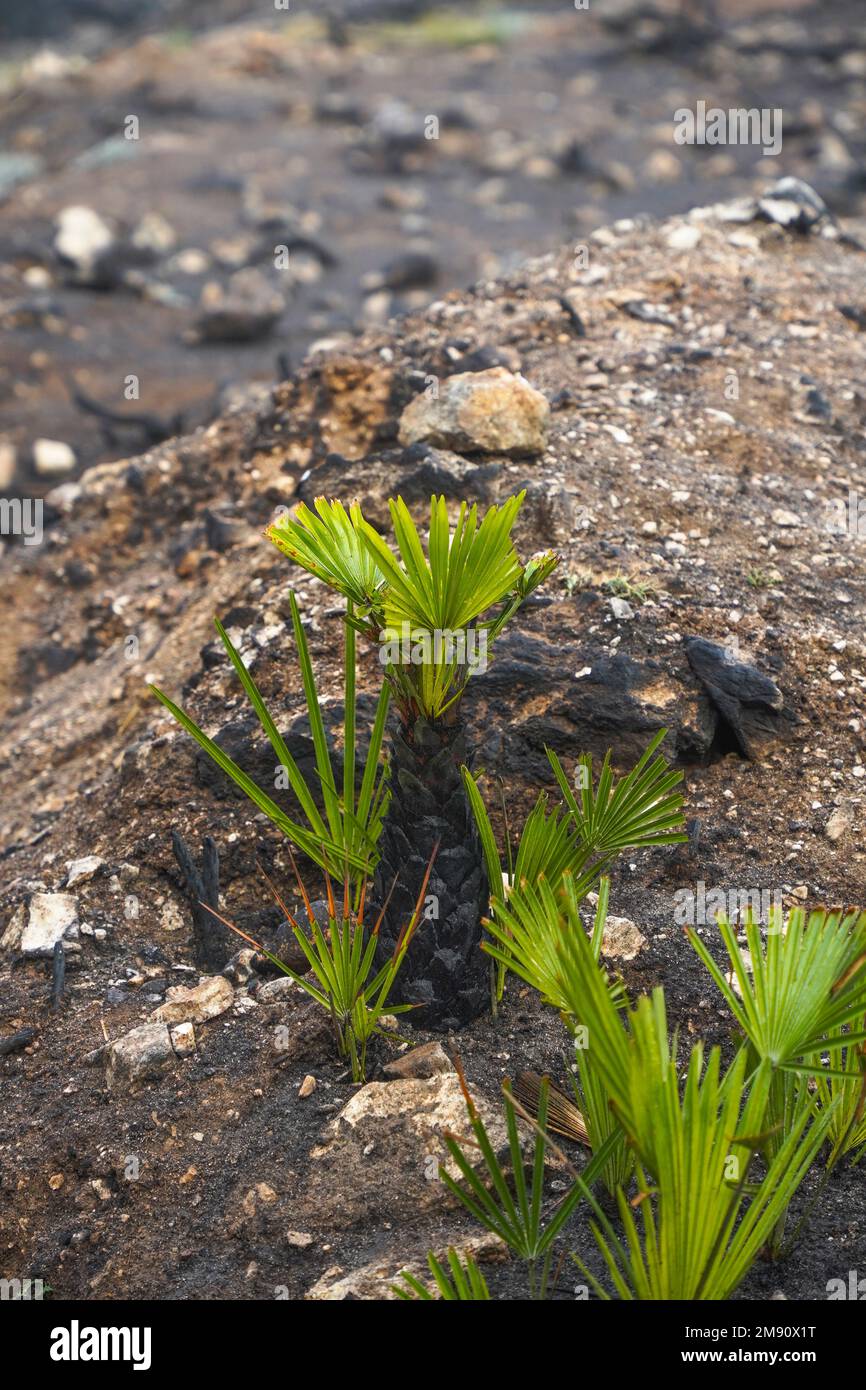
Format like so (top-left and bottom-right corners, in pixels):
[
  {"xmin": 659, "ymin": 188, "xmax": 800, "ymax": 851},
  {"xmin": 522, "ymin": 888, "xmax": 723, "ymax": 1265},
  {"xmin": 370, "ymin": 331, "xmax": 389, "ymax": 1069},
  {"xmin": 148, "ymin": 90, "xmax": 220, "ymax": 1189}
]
[
  {"xmin": 771, "ymin": 508, "xmax": 801, "ymax": 528},
  {"xmin": 54, "ymin": 205, "xmax": 114, "ymax": 279},
  {"xmin": 44, "ymin": 481, "xmax": 81, "ymax": 510},
  {"xmin": 8, "ymin": 892, "xmax": 80, "ymax": 957},
  {"xmin": 666, "ymin": 223, "xmax": 702, "ymax": 251},
  {"xmin": 65, "ymin": 855, "xmax": 106, "ymax": 888},
  {"xmin": 151, "ymin": 974, "xmax": 234, "ymax": 1024},
  {"xmin": 170, "ymin": 1022, "xmax": 197, "ymax": 1057},
  {"xmin": 33, "ymin": 438, "xmax": 76, "ymax": 478}
]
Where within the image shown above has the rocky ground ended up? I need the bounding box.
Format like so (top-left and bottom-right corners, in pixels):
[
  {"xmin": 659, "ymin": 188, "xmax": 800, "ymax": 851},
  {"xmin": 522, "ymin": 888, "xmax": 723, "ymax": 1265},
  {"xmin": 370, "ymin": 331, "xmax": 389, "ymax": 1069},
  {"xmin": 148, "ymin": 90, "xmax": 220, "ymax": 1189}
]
[
  {"xmin": 1, "ymin": 0, "xmax": 866, "ymax": 490},
  {"xmin": 1, "ymin": 171, "xmax": 865, "ymax": 1298}
]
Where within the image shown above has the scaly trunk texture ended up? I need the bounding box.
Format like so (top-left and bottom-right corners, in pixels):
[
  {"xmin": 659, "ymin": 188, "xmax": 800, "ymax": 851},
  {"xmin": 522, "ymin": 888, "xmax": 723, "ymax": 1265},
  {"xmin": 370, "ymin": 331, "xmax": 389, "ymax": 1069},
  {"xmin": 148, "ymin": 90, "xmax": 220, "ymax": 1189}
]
[{"xmin": 372, "ymin": 714, "xmax": 490, "ymax": 1030}]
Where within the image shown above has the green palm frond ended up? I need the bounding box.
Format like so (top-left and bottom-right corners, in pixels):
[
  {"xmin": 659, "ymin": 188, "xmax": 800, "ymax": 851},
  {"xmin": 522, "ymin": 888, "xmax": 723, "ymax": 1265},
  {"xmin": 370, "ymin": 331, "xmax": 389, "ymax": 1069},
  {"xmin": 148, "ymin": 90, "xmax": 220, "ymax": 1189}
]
[
  {"xmin": 549, "ymin": 729, "xmax": 687, "ymax": 856},
  {"xmin": 359, "ymin": 494, "xmax": 525, "ymax": 634},
  {"xmin": 266, "ymin": 498, "xmax": 387, "ymax": 615},
  {"xmin": 686, "ymin": 907, "xmax": 866, "ymax": 1070},
  {"xmin": 813, "ymin": 1023, "xmax": 866, "ymax": 1167},
  {"xmin": 482, "ymin": 871, "xmax": 626, "ymax": 1016},
  {"xmin": 151, "ymin": 592, "xmax": 389, "ymax": 883},
  {"xmin": 392, "ymin": 1249, "xmax": 492, "ymax": 1301},
  {"xmin": 572, "ymin": 1020, "xmax": 835, "ymax": 1300},
  {"xmin": 440, "ymin": 1071, "xmax": 620, "ymax": 1300}
]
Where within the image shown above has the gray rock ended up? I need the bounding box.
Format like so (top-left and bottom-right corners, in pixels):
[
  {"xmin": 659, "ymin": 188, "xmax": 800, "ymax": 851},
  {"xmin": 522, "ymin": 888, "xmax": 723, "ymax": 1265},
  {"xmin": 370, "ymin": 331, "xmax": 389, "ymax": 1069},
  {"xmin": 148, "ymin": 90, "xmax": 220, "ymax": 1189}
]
[
  {"xmin": 382, "ymin": 1041, "xmax": 454, "ymax": 1079},
  {"xmin": 193, "ymin": 269, "xmax": 285, "ymax": 343},
  {"xmin": 301, "ymin": 1074, "xmax": 511, "ymax": 1229},
  {"xmin": 105, "ymin": 1023, "xmax": 175, "ymax": 1090},
  {"xmin": 150, "ymin": 974, "xmax": 234, "ymax": 1024},
  {"xmin": 0, "ymin": 152, "xmax": 43, "ymax": 199}
]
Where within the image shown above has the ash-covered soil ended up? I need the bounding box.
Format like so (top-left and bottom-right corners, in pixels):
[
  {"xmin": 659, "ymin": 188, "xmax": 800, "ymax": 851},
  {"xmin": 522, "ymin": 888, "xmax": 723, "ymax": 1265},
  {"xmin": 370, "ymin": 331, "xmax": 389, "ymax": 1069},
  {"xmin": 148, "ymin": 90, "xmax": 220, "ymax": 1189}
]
[{"xmin": 1, "ymin": 192, "xmax": 865, "ymax": 1300}]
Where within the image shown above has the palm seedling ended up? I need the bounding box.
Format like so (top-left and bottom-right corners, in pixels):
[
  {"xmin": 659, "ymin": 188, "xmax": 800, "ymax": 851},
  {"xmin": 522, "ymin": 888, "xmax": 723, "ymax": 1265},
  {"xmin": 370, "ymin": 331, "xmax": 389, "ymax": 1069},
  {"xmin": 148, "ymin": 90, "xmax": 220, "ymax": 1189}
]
[
  {"xmin": 392, "ymin": 1249, "xmax": 492, "ymax": 1301},
  {"xmin": 686, "ymin": 904, "xmax": 866, "ymax": 1250},
  {"xmin": 464, "ymin": 729, "xmax": 686, "ymax": 1003},
  {"xmin": 203, "ymin": 849, "xmax": 435, "ymax": 1083},
  {"xmin": 439, "ymin": 1062, "xmax": 620, "ymax": 1299},
  {"xmin": 545, "ymin": 911, "xmax": 839, "ymax": 1299},
  {"xmin": 571, "ymin": 1005, "xmax": 835, "ymax": 1300},
  {"xmin": 152, "ymin": 591, "xmax": 390, "ymax": 891},
  {"xmin": 266, "ymin": 493, "xmax": 557, "ymax": 1028}
]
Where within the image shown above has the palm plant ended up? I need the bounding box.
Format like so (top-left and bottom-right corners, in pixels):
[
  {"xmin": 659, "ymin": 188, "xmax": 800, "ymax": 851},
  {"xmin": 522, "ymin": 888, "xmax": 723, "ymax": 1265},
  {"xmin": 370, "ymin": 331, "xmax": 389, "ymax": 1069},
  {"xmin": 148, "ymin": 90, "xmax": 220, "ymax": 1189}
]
[
  {"xmin": 543, "ymin": 906, "xmax": 838, "ymax": 1298},
  {"xmin": 487, "ymin": 875, "xmax": 841, "ymax": 1298},
  {"xmin": 392, "ymin": 1249, "xmax": 492, "ymax": 1301},
  {"xmin": 686, "ymin": 904, "xmax": 866, "ymax": 1250},
  {"xmin": 684, "ymin": 906, "xmax": 866, "ymax": 1074},
  {"xmin": 152, "ymin": 593, "xmax": 389, "ymax": 889},
  {"xmin": 266, "ymin": 492, "xmax": 557, "ymax": 1028},
  {"xmin": 439, "ymin": 1064, "xmax": 620, "ymax": 1299},
  {"xmin": 464, "ymin": 729, "xmax": 686, "ymax": 1002},
  {"xmin": 203, "ymin": 850, "xmax": 434, "ymax": 1082},
  {"xmin": 571, "ymin": 1012, "xmax": 835, "ymax": 1300}
]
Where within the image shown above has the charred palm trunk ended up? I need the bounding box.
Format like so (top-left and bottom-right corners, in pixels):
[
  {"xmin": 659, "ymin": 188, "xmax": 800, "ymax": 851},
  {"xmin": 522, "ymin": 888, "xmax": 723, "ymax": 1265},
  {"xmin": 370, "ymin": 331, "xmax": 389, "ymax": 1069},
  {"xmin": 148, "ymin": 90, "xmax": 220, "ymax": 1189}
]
[{"xmin": 372, "ymin": 712, "xmax": 489, "ymax": 1030}]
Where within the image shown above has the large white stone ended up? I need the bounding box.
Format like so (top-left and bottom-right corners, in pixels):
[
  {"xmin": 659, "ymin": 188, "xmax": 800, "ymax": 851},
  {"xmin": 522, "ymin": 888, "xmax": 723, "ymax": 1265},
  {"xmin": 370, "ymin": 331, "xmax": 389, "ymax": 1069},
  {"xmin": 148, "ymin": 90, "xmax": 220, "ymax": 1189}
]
[{"xmin": 13, "ymin": 893, "xmax": 81, "ymax": 957}]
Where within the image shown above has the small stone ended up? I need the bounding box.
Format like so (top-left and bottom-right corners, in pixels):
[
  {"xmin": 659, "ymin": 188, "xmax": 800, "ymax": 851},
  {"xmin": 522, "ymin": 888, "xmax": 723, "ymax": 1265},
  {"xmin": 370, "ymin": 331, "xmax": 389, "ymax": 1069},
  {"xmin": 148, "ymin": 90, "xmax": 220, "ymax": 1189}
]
[
  {"xmin": 824, "ymin": 805, "xmax": 853, "ymax": 842},
  {"xmin": 601, "ymin": 915, "xmax": 647, "ymax": 961},
  {"xmin": 49, "ymin": 1173, "xmax": 65, "ymax": 1190},
  {"xmin": 256, "ymin": 976, "xmax": 298, "ymax": 1003},
  {"xmin": 222, "ymin": 947, "xmax": 258, "ymax": 986},
  {"xmin": 398, "ymin": 368, "xmax": 549, "ymax": 457},
  {"xmin": 53, "ymin": 205, "xmax": 115, "ymax": 284},
  {"xmin": 0, "ymin": 442, "xmax": 16, "ymax": 490},
  {"xmin": 170, "ymin": 1022, "xmax": 196, "ymax": 1057},
  {"xmin": 33, "ymin": 438, "xmax": 76, "ymax": 478},
  {"xmin": 194, "ymin": 269, "xmax": 284, "ymax": 343},
  {"xmin": 666, "ymin": 223, "xmax": 701, "ymax": 251},
  {"xmin": 151, "ymin": 974, "xmax": 234, "ymax": 1025},
  {"xmin": 287, "ymin": 1230, "xmax": 315, "ymax": 1248},
  {"xmin": 131, "ymin": 211, "xmax": 176, "ymax": 255},
  {"xmin": 609, "ymin": 597, "xmax": 634, "ymax": 621},
  {"xmin": 304, "ymin": 1232, "xmax": 505, "ymax": 1300},
  {"xmin": 645, "ymin": 149, "xmax": 682, "ymax": 182},
  {"xmin": 65, "ymin": 855, "xmax": 106, "ymax": 888},
  {"xmin": 5, "ymin": 892, "xmax": 80, "ymax": 958},
  {"xmin": 382, "ymin": 1042, "xmax": 454, "ymax": 1080},
  {"xmin": 105, "ymin": 1022, "xmax": 174, "ymax": 1090},
  {"xmin": 298, "ymin": 1074, "xmax": 317, "ymax": 1098}
]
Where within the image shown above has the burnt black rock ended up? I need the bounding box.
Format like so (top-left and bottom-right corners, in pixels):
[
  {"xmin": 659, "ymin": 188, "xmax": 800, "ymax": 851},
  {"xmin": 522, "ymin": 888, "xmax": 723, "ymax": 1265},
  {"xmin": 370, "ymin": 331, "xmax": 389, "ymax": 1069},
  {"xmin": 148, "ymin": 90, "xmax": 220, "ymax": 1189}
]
[{"xmin": 684, "ymin": 637, "xmax": 784, "ymax": 759}]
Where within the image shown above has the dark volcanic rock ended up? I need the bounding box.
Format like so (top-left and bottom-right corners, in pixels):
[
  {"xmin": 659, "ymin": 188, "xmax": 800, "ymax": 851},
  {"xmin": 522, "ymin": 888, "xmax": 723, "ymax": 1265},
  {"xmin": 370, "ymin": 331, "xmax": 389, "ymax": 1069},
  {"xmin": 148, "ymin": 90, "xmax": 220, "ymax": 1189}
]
[{"xmin": 684, "ymin": 637, "xmax": 786, "ymax": 759}]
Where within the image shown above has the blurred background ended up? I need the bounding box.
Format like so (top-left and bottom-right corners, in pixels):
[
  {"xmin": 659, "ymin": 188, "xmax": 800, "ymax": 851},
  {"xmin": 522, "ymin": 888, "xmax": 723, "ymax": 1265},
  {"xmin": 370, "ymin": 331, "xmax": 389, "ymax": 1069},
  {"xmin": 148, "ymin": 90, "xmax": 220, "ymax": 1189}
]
[{"xmin": 0, "ymin": 0, "xmax": 863, "ymax": 494}]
